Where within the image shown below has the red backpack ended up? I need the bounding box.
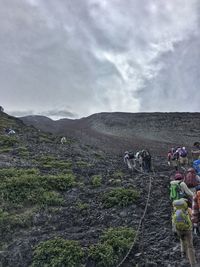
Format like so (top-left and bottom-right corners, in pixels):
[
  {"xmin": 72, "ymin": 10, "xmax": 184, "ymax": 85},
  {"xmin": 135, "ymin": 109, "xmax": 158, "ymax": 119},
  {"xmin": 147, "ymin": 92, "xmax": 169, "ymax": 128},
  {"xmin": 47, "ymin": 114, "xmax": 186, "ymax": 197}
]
[{"xmin": 184, "ymin": 169, "xmax": 199, "ymax": 188}]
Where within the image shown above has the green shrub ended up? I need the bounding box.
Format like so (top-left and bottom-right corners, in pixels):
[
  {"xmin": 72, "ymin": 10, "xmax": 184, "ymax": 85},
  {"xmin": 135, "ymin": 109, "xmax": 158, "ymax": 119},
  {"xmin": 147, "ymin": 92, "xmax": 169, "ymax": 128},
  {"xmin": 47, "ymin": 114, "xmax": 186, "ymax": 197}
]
[
  {"xmin": 0, "ymin": 172, "xmax": 75, "ymax": 207},
  {"xmin": 76, "ymin": 201, "xmax": 89, "ymax": 211},
  {"xmin": 16, "ymin": 146, "xmax": 29, "ymax": 158},
  {"xmin": 0, "ymin": 168, "xmax": 40, "ymax": 179},
  {"xmin": 0, "ymin": 209, "xmax": 33, "ymax": 237},
  {"xmin": 39, "ymin": 156, "xmax": 72, "ymax": 170},
  {"xmin": 89, "ymin": 243, "xmax": 117, "ymax": 267},
  {"xmin": 38, "ymin": 191, "xmax": 64, "ymax": 206},
  {"xmin": 100, "ymin": 227, "xmax": 135, "ymax": 256},
  {"xmin": 31, "ymin": 238, "xmax": 84, "ymax": 267},
  {"xmin": 91, "ymin": 175, "xmax": 102, "ymax": 187},
  {"xmin": 89, "ymin": 227, "xmax": 135, "ymax": 267},
  {"xmin": 0, "ymin": 135, "xmax": 19, "ymax": 147},
  {"xmin": 112, "ymin": 171, "xmax": 124, "ymax": 179},
  {"xmin": 76, "ymin": 161, "xmax": 92, "ymax": 168},
  {"xmin": 102, "ymin": 188, "xmax": 139, "ymax": 208}
]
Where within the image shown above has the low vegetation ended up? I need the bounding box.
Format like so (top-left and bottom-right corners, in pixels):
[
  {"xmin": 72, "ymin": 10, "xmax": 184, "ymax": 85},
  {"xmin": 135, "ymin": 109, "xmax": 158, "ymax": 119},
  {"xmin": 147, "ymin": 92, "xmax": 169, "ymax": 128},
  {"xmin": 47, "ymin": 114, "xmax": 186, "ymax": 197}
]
[
  {"xmin": 88, "ymin": 227, "xmax": 135, "ymax": 267},
  {"xmin": 91, "ymin": 174, "xmax": 102, "ymax": 187},
  {"xmin": 102, "ymin": 187, "xmax": 139, "ymax": 208},
  {"xmin": 31, "ymin": 238, "xmax": 84, "ymax": 267}
]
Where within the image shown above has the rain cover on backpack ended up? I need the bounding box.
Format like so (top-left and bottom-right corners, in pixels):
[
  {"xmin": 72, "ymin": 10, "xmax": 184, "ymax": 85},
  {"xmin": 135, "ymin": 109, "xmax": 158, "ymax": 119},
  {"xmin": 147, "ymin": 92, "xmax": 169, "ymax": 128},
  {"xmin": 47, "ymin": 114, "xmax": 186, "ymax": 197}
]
[
  {"xmin": 193, "ymin": 159, "xmax": 200, "ymax": 175},
  {"xmin": 184, "ymin": 172, "xmax": 199, "ymax": 188},
  {"xmin": 170, "ymin": 182, "xmax": 183, "ymax": 201},
  {"xmin": 172, "ymin": 199, "xmax": 192, "ymax": 231}
]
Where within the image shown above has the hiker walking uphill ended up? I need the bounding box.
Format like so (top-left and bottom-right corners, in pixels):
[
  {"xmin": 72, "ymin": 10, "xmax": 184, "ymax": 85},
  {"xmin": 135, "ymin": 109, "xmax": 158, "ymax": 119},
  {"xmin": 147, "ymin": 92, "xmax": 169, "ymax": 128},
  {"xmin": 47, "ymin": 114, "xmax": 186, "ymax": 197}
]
[
  {"xmin": 172, "ymin": 198, "xmax": 198, "ymax": 267},
  {"xmin": 191, "ymin": 142, "xmax": 200, "ymax": 161},
  {"xmin": 140, "ymin": 149, "xmax": 151, "ymax": 173},
  {"xmin": 124, "ymin": 151, "xmax": 135, "ymax": 170},
  {"xmin": 61, "ymin": 136, "xmax": 67, "ymax": 145},
  {"xmin": 170, "ymin": 172, "xmax": 194, "ymax": 206},
  {"xmin": 168, "ymin": 147, "xmax": 179, "ymax": 171},
  {"xmin": 134, "ymin": 149, "xmax": 151, "ymax": 172},
  {"xmin": 193, "ymin": 158, "xmax": 200, "ymax": 176},
  {"xmin": 191, "ymin": 185, "xmax": 200, "ymax": 235},
  {"xmin": 184, "ymin": 168, "xmax": 200, "ymax": 193},
  {"xmin": 177, "ymin": 146, "xmax": 189, "ymax": 167}
]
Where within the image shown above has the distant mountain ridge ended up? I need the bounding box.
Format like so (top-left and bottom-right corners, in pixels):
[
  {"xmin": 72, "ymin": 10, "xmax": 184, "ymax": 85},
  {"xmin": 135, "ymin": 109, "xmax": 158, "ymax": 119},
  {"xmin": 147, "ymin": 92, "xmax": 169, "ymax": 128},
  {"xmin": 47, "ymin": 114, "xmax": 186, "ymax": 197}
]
[{"xmin": 20, "ymin": 112, "xmax": 200, "ymax": 154}]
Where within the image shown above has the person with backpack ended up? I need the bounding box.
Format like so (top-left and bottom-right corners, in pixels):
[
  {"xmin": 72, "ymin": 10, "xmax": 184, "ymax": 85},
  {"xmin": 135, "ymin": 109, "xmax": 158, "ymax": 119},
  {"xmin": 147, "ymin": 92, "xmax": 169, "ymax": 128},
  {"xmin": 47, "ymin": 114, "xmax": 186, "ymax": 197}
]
[
  {"xmin": 172, "ymin": 198, "xmax": 198, "ymax": 267},
  {"xmin": 124, "ymin": 151, "xmax": 135, "ymax": 170},
  {"xmin": 177, "ymin": 147, "xmax": 189, "ymax": 167},
  {"xmin": 170, "ymin": 172, "xmax": 194, "ymax": 205},
  {"xmin": 140, "ymin": 149, "xmax": 151, "ymax": 173},
  {"xmin": 191, "ymin": 142, "xmax": 200, "ymax": 161},
  {"xmin": 168, "ymin": 147, "xmax": 179, "ymax": 171},
  {"xmin": 191, "ymin": 185, "xmax": 200, "ymax": 236},
  {"xmin": 61, "ymin": 136, "xmax": 67, "ymax": 144},
  {"xmin": 134, "ymin": 151, "xmax": 143, "ymax": 171},
  {"xmin": 184, "ymin": 168, "xmax": 200, "ymax": 193},
  {"xmin": 193, "ymin": 159, "xmax": 200, "ymax": 176}
]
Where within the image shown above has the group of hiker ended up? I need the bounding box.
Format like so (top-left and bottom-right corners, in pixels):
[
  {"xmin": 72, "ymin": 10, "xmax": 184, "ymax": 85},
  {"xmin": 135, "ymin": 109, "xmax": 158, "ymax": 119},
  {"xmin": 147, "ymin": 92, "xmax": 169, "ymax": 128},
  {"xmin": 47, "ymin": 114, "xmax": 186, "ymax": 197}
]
[
  {"xmin": 169, "ymin": 143, "xmax": 200, "ymax": 267},
  {"xmin": 4, "ymin": 128, "xmax": 15, "ymax": 135},
  {"xmin": 123, "ymin": 149, "xmax": 151, "ymax": 173},
  {"xmin": 124, "ymin": 144, "xmax": 200, "ymax": 266}
]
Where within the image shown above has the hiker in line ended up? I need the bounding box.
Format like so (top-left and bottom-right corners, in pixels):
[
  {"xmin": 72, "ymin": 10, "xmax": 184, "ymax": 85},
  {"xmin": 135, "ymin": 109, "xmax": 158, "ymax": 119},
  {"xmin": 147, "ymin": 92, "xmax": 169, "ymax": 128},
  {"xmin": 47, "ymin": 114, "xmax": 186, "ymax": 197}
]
[
  {"xmin": 135, "ymin": 151, "xmax": 143, "ymax": 171},
  {"xmin": 193, "ymin": 158, "xmax": 200, "ymax": 176},
  {"xmin": 170, "ymin": 172, "xmax": 194, "ymax": 207},
  {"xmin": 191, "ymin": 185, "xmax": 200, "ymax": 235},
  {"xmin": 61, "ymin": 136, "xmax": 67, "ymax": 145},
  {"xmin": 191, "ymin": 142, "xmax": 200, "ymax": 161},
  {"xmin": 168, "ymin": 147, "xmax": 179, "ymax": 171},
  {"xmin": 184, "ymin": 168, "xmax": 200, "ymax": 193},
  {"xmin": 177, "ymin": 147, "xmax": 189, "ymax": 168},
  {"xmin": 5, "ymin": 128, "xmax": 15, "ymax": 135},
  {"xmin": 124, "ymin": 151, "xmax": 135, "ymax": 170},
  {"xmin": 140, "ymin": 149, "xmax": 151, "ymax": 173},
  {"xmin": 172, "ymin": 198, "xmax": 198, "ymax": 267}
]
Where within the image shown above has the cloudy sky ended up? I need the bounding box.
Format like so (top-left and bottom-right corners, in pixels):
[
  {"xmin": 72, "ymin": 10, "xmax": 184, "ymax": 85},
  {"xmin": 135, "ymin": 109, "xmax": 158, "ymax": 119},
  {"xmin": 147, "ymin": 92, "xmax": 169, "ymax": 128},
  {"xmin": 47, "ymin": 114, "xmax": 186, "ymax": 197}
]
[{"xmin": 1, "ymin": 0, "xmax": 200, "ymax": 119}]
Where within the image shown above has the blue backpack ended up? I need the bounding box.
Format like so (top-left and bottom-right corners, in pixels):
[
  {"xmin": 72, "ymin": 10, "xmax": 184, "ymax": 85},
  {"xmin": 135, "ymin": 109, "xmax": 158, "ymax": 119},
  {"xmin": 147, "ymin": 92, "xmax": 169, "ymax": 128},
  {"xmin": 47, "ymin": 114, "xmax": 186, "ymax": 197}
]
[{"xmin": 193, "ymin": 159, "xmax": 200, "ymax": 175}]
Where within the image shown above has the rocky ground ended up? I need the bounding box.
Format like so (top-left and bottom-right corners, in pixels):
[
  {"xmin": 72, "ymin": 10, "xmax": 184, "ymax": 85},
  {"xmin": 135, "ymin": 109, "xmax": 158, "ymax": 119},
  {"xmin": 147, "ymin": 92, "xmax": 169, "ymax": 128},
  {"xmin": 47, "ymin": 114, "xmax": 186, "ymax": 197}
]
[{"xmin": 0, "ymin": 111, "xmax": 200, "ymax": 267}]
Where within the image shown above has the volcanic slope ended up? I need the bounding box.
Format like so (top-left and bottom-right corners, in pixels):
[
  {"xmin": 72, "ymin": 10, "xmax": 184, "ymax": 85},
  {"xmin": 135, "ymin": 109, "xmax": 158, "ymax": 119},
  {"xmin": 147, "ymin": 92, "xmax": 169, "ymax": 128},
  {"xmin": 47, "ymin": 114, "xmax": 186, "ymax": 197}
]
[{"xmin": 0, "ymin": 111, "xmax": 200, "ymax": 267}]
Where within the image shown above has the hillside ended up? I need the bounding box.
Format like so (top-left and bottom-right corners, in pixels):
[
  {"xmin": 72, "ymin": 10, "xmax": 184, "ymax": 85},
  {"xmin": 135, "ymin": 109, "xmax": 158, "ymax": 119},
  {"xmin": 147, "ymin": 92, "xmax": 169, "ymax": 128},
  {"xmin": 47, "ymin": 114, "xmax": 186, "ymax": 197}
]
[
  {"xmin": 20, "ymin": 112, "xmax": 200, "ymax": 155},
  {"xmin": 1, "ymin": 111, "xmax": 200, "ymax": 267}
]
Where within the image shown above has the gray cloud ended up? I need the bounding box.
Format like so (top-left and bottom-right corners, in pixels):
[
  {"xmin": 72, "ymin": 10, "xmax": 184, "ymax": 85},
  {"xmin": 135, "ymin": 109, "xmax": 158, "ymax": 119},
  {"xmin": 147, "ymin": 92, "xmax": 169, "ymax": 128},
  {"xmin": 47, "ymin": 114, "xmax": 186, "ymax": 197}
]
[{"xmin": 0, "ymin": 0, "xmax": 200, "ymax": 118}]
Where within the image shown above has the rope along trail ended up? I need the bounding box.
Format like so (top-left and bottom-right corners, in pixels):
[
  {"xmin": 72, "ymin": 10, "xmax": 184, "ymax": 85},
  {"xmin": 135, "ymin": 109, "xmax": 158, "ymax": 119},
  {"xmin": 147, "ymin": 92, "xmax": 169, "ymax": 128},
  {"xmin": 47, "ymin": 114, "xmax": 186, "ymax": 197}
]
[{"xmin": 116, "ymin": 163, "xmax": 155, "ymax": 267}]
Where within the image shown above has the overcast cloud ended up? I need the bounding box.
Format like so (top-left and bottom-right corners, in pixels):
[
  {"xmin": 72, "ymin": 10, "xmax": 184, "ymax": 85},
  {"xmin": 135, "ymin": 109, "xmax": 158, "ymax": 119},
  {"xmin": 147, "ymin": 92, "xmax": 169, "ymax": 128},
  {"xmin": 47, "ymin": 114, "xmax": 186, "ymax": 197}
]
[{"xmin": 0, "ymin": 0, "xmax": 200, "ymax": 119}]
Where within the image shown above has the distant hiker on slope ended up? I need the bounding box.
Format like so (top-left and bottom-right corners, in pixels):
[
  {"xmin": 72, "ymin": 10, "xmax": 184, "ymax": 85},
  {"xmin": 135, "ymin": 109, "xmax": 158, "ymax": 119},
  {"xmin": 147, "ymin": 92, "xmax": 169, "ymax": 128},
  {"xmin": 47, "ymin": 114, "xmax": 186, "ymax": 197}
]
[
  {"xmin": 191, "ymin": 142, "xmax": 200, "ymax": 161},
  {"xmin": 134, "ymin": 151, "xmax": 143, "ymax": 171},
  {"xmin": 124, "ymin": 151, "xmax": 135, "ymax": 170},
  {"xmin": 140, "ymin": 149, "xmax": 151, "ymax": 173},
  {"xmin": 177, "ymin": 146, "xmax": 189, "ymax": 168},
  {"xmin": 172, "ymin": 198, "xmax": 198, "ymax": 267},
  {"xmin": 168, "ymin": 147, "xmax": 180, "ymax": 171},
  {"xmin": 191, "ymin": 185, "xmax": 200, "ymax": 236},
  {"xmin": 61, "ymin": 137, "xmax": 67, "ymax": 144}
]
